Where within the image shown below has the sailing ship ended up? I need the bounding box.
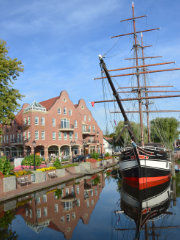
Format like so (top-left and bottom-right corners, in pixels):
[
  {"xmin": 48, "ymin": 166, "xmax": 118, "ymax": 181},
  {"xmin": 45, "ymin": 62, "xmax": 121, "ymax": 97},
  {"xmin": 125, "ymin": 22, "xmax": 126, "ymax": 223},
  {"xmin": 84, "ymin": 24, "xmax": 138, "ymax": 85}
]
[{"xmin": 92, "ymin": 3, "xmax": 180, "ymax": 189}]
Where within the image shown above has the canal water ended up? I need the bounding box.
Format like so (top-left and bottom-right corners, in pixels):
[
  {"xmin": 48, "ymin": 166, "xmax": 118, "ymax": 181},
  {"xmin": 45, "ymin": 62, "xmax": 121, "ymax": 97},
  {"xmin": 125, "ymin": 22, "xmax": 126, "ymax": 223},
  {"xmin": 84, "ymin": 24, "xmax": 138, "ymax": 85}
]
[{"xmin": 0, "ymin": 170, "xmax": 180, "ymax": 240}]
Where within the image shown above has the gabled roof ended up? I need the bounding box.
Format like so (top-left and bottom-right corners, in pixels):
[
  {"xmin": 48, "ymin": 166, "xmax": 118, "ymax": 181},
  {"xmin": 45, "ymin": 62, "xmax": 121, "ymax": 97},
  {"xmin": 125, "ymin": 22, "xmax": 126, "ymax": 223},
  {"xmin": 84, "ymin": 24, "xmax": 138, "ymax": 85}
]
[{"xmin": 40, "ymin": 96, "xmax": 59, "ymax": 111}]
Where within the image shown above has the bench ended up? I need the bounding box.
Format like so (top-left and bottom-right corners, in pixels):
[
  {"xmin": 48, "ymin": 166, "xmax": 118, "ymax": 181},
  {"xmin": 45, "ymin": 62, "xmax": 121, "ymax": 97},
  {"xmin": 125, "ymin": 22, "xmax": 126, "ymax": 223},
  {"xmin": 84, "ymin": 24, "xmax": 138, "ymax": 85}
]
[
  {"xmin": 17, "ymin": 176, "xmax": 32, "ymax": 186},
  {"xmin": 48, "ymin": 171, "xmax": 57, "ymax": 178}
]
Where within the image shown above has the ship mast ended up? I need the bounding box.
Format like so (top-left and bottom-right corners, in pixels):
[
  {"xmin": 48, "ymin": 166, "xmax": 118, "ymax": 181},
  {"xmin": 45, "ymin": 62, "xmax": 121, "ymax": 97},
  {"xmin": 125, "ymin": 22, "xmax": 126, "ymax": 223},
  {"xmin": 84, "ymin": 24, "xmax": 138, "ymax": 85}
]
[
  {"xmin": 132, "ymin": 2, "xmax": 144, "ymax": 146},
  {"xmin": 140, "ymin": 32, "xmax": 151, "ymax": 143}
]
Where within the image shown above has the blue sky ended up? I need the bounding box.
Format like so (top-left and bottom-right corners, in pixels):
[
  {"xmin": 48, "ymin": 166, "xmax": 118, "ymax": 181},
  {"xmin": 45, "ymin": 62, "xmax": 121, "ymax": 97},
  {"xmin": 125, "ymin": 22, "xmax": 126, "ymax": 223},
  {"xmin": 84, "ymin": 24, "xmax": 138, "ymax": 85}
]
[{"xmin": 1, "ymin": 0, "xmax": 180, "ymax": 133}]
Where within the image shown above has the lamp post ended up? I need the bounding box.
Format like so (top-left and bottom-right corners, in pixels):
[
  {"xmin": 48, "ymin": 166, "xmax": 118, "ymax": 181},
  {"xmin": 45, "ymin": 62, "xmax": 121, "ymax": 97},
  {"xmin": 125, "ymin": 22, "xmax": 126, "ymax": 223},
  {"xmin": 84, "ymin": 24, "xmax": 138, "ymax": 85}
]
[{"xmin": 32, "ymin": 140, "xmax": 36, "ymax": 170}]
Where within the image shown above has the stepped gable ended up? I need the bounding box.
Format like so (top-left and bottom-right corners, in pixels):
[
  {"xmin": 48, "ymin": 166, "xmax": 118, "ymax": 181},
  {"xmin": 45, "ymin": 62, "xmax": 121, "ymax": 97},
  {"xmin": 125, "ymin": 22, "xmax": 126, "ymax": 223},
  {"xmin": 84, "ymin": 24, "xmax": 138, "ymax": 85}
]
[{"xmin": 15, "ymin": 103, "xmax": 29, "ymax": 125}]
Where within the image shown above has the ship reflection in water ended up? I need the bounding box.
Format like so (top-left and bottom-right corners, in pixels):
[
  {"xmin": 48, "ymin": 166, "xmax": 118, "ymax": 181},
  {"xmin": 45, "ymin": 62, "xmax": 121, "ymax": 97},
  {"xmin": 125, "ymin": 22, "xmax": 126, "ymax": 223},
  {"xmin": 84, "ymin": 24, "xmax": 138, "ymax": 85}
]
[{"xmin": 114, "ymin": 178, "xmax": 174, "ymax": 240}]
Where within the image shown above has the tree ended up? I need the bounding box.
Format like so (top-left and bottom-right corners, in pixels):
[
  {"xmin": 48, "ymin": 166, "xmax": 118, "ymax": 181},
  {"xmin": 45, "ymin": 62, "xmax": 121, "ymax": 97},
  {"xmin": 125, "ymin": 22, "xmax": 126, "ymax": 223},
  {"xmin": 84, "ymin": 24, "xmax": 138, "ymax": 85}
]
[
  {"xmin": 150, "ymin": 117, "xmax": 179, "ymax": 149},
  {"xmin": 115, "ymin": 121, "xmax": 148, "ymax": 146},
  {"xmin": 0, "ymin": 40, "xmax": 24, "ymax": 125}
]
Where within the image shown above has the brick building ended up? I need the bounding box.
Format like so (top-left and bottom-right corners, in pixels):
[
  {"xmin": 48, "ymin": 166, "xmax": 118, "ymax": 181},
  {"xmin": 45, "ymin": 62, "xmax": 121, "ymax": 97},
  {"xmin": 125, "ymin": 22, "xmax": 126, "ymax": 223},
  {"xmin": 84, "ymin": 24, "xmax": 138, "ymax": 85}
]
[{"xmin": 0, "ymin": 90, "xmax": 103, "ymax": 160}]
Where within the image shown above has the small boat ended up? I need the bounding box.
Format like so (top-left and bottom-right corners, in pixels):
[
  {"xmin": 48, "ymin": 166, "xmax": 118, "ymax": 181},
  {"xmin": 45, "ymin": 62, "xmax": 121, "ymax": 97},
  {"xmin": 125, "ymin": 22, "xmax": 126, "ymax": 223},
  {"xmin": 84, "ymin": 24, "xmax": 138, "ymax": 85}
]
[{"xmin": 92, "ymin": 3, "xmax": 180, "ymax": 189}]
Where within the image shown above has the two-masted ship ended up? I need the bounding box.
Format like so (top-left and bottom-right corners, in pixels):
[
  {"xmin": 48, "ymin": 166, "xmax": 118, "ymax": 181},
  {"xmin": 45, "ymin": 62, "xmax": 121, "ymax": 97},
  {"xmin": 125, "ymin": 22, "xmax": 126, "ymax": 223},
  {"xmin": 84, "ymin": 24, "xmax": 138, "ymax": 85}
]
[{"xmin": 92, "ymin": 3, "xmax": 180, "ymax": 189}]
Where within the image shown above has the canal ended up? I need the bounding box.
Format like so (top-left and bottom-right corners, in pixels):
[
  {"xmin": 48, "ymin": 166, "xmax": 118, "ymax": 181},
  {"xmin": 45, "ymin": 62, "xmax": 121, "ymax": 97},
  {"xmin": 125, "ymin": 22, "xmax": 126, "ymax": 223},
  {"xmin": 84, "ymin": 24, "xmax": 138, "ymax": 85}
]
[{"xmin": 0, "ymin": 170, "xmax": 180, "ymax": 240}]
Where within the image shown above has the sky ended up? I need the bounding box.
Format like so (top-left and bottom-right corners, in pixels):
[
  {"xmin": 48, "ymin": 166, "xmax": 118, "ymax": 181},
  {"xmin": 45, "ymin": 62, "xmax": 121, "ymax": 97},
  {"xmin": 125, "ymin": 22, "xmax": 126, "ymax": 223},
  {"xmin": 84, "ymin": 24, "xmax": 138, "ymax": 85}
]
[{"xmin": 0, "ymin": 0, "xmax": 180, "ymax": 133}]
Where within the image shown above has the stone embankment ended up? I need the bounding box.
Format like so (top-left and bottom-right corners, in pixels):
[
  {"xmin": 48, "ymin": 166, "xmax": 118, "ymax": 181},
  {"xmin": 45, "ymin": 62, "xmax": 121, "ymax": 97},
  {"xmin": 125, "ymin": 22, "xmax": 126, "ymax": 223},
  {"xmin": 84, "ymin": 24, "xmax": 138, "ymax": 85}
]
[{"xmin": 0, "ymin": 158, "xmax": 119, "ymax": 203}]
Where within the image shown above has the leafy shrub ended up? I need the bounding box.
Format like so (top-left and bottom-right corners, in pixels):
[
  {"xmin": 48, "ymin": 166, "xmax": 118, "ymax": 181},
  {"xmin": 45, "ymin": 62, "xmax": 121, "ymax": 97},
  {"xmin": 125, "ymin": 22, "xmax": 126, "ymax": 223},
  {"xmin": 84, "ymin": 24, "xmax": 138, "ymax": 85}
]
[
  {"xmin": 21, "ymin": 154, "xmax": 43, "ymax": 167},
  {"xmin": 0, "ymin": 156, "xmax": 13, "ymax": 176},
  {"xmin": 105, "ymin": 152, "xmax": 110, "ymax": 157},
  {"xmin": 90, "ymin": 152, "xmax": 99, "ymax": 160},
  {"xmin": 53, "ymin": 158, "xmax": 61, "ymax": 168}
]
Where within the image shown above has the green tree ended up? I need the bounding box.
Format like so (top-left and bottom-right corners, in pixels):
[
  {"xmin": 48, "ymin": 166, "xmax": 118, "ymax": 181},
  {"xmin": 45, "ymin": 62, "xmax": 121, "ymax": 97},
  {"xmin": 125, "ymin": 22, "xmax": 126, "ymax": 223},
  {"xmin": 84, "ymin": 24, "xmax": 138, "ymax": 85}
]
[
  {"xmin": 115, "ymin": 121, "xmax": 148, "ymax": 145},
  {"xmin": 0, "ymin": 40, "xmax": 24, "ymax": 125},
  {"xmin": 0, "ymin": 156, "xmax": 13, "ymax": 175},
  {"xmin": 150, "ymin": 117, "xmax": 179, "ymax": 149}
]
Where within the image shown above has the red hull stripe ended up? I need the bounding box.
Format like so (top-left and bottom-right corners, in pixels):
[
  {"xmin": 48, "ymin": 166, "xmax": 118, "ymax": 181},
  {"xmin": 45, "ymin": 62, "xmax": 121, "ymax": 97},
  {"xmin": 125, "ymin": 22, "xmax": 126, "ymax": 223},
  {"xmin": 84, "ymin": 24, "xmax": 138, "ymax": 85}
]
[{"xmin": 124, "ymin": 175, "xmax": 171, "ymax": 189}]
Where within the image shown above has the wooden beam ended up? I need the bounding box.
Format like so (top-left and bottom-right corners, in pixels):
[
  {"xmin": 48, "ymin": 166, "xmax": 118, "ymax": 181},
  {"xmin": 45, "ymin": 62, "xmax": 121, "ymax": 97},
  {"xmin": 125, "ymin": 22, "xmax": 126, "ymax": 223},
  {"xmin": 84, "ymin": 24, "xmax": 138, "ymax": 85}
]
[
  {"xmin": 94, "ymin": 68, "xmax": 180, "ymax": 80},
  {"xmin": 111, "ymin": 110, "xmax": 180, "ymax": 113},
  {"xmin": 107, "ymin": 62, "xmax": 175, "ymax": 72},
  {"xmin": 125, "ymin": 56, "xmax": 162, "ymax": 60},
  {"xmin": 120, "ymin": 15, "xmax": 147, "ymax": 22},
  {"xmin": 93, "ymin": 94, "xmax": 180, "ymax": 104},
  {"xmin": 117, "ymin": 86, "xmax": 173, "ymax": 89},
  {"xmin": 117, "ymin": 90, "xmax": 180, "ymax": 93},
  {"xmin": 111, "ymin": 28, "xmax": 160, "ymax": 38}
]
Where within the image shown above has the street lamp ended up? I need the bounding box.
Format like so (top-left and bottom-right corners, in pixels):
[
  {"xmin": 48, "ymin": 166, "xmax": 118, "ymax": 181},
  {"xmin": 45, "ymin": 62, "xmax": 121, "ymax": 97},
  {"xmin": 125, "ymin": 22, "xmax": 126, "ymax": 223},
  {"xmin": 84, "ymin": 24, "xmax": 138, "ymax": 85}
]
[{"xmin": 32, "ymin": 140, "xmax": 36, "ymax": 170}]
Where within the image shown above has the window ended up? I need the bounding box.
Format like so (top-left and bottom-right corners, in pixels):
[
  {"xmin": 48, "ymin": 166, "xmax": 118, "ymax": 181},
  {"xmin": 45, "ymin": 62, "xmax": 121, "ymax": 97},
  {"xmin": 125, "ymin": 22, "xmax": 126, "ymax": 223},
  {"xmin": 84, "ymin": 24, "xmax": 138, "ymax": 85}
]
[
  {"xmin": 66, "ymin": 214, "xmax": 70, "ymax": 222},
  {"xmin": 77, "ymin": 199, "xmax": 80, "ymax": 207},
  {"xmin": 43, "ymin": 207, "xmax": 47, "ymax": 216},
  {"xmin": 65, "ymin": 188, "xmax": 69, "ymax": 196},
  {"xmin": 93, "ymin": 126, "xmax": 95, "ymax": 133},
  {"xmin": 35, "ymin": 131, "xmax": 39, "ymax": 140},
  {"xmin": 74, "ymin": 120, "xmax": 77, "ymax": 128},
  {"xmin": 28, "ymin": 132, "xmax": 31, "ymax": 140},
  {"xmin": 72, "ymin": 212, "xmax": 76, "ymax": 219},
  {"xmin": 24, "ymin": 132, "xmax": 27, "ymax": 140},
  {"xmin": 76, "ymin": 186, "xmax": 80, "ymax": 194},
  {"xmin": 52, "ymin": 118, "xmax": 56, "ymax": 127},
  {"xmin": 52, "ymin": 132, "xmax": 56, "ymax": 140},
  {"xmin": 64, "ymin": 107, "xmax": 67, "ymax": 115},
  {"xmin": 64, "ymin": 132, "xmax": 67, "ymax": 140},
  {"xmin": 41, "ymin": 117, "xmax": 45, "ymax": 126},
  {"xmin": 88, "ymin": 126, "xmax": 91, "ymax": 132},
  {"xmin": 37, "ymin": 208, "xmax": 41, "ymax": 218},
  {"xmin": 69, "ymin": 132, "xmax": 72, "ymax": 140},
  {"xmin": 75, "ymin": 133, "xmax": 78, "ymax": 140},
  {"xmin": 41, "ymin": 131, "xmax": 45, "ymax": 140},
  {"xmin": 88, "ymin": 116, "xmax": 91, "ymax": 122},
  {"xmin": 69, "ymin": 110, "xmax": 72, "ymax": 116},
  {"xmin": 43, "ymin": 194, "xmax": 47, "ymax": 203},
  {"xmin": 63, "ymin": 98, "xmax": 67, "ymax": 102},
  {"xmin": 58, "ymin": 108, "xmax": 61, "ymax": 114},
  {"xmin": 60, "ymin": 216, "xmax": 65, "ymax": 222},
  {"xmin": 54, "ymin": 204, "xmax": 59, "ymax": 213},
  {"xmin": 61, "ymin": 119, "xmax": 70, "ymax": 128},
  {"xmin": 63, "ymin": 202, "xmax": 72, "ymax": 211},
  {"xmin": 58, "ymin": 131, "xmax": 62, "ymax": 140},
  {"xmin": 36, "ymin": 197, "xmax": 41, "ymax": 204},
  {"xmin": 6, "ymin": 135, "xmax": 8, "ymax": 143},
  {"xmin": 35, "ymin": 117, "xmax": 39, "ymax": 125},
  {"xmin": 84, "ymin": 115, "xmax": 86, "ymax": 121},
  {"xmin": 24, "ymin": 118, "xmax": 27, "ymax": 125},
  {"xmin": 28, "ymin": 117, "xmax": 31, "ymax": 125}
]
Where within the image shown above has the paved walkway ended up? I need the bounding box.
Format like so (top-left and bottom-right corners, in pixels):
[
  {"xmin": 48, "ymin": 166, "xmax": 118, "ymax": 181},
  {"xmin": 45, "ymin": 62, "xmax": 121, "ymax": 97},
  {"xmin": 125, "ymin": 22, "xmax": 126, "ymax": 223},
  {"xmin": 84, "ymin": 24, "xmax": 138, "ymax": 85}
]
[{"xmin": 0, "ymin": 162, "xmax": 117, "ymax": 203}]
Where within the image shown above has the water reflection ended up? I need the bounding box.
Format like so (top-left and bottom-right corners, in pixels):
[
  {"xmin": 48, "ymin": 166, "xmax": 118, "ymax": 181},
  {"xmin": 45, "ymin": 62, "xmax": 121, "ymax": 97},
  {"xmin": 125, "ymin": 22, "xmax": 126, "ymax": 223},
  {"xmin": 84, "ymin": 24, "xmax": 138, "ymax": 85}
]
[
  {"xmin": 115, "ymin": 177, "xmax": 175, "ymax": 240},
  {"xmin": 0, "ymin": 172, "xmax": 105, "ymax": 239}
]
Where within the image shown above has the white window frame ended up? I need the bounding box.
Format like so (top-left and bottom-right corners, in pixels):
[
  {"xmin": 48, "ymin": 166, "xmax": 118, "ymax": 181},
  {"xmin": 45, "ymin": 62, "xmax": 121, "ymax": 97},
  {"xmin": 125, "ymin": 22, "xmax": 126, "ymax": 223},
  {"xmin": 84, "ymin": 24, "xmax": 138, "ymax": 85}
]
[
  {"xmin": 58, "ymin": 131, "xmax": 62, "ymax": 140},
  {"xmin": 74, "ymin": 120, "xmax": 77, "ymax": 128},
  {"xmin": 35, "ymin": 116, "xmax": 39, "ymax": 125},
  {"xmin": 64, "ymin": 107, "xmax": 67, "ymax": 115},
  {"xmin": 52, "ymin": 132, "xmax": 56, "ymax": 140},
  {"xmin": 41, "ymin": 117, "xmax": 45, "ymax": 126},
  {"xmin": 52, "ymin": 118, "xmax": 56, "ymax": 127},
  {"xmin": 35, "ymin": 131, "xmax": 39, "ymax": 140},
  {"xmin": 58, "ymin": 108, "xmax": 61, "ymax": 114},
  {"xmin": 41, "ymin": 131, "xmax": 45, "ymax": 140}
]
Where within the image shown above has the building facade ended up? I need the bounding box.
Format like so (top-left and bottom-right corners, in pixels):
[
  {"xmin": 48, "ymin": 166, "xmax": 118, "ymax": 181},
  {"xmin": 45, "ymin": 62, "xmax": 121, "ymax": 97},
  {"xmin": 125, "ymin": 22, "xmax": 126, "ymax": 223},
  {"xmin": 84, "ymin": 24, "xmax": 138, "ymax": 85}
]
[{"xmin": 0, "ymin": 90, "xmax": 103, "ymax": 160}]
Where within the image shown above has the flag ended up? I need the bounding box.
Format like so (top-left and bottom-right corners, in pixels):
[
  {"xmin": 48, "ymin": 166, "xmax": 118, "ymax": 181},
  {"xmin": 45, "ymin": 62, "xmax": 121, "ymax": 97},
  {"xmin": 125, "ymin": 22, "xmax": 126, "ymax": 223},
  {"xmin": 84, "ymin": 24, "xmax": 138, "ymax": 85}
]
[{"xmin": 91, "ymin": 102, "xmax": 95, "ymax": 107}]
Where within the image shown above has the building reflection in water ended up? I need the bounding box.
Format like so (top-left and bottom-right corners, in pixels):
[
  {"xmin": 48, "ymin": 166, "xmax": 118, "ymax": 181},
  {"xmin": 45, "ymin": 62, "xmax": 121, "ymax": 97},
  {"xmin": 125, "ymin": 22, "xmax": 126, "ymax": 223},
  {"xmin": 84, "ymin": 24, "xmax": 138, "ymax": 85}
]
[
  {"xmin": 114, "ymin": 177, "xmax": 175, "ymax": 240},
  {"xmin": 0, "ymin": 172, "xmax": 105, "ymax": 240}
]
